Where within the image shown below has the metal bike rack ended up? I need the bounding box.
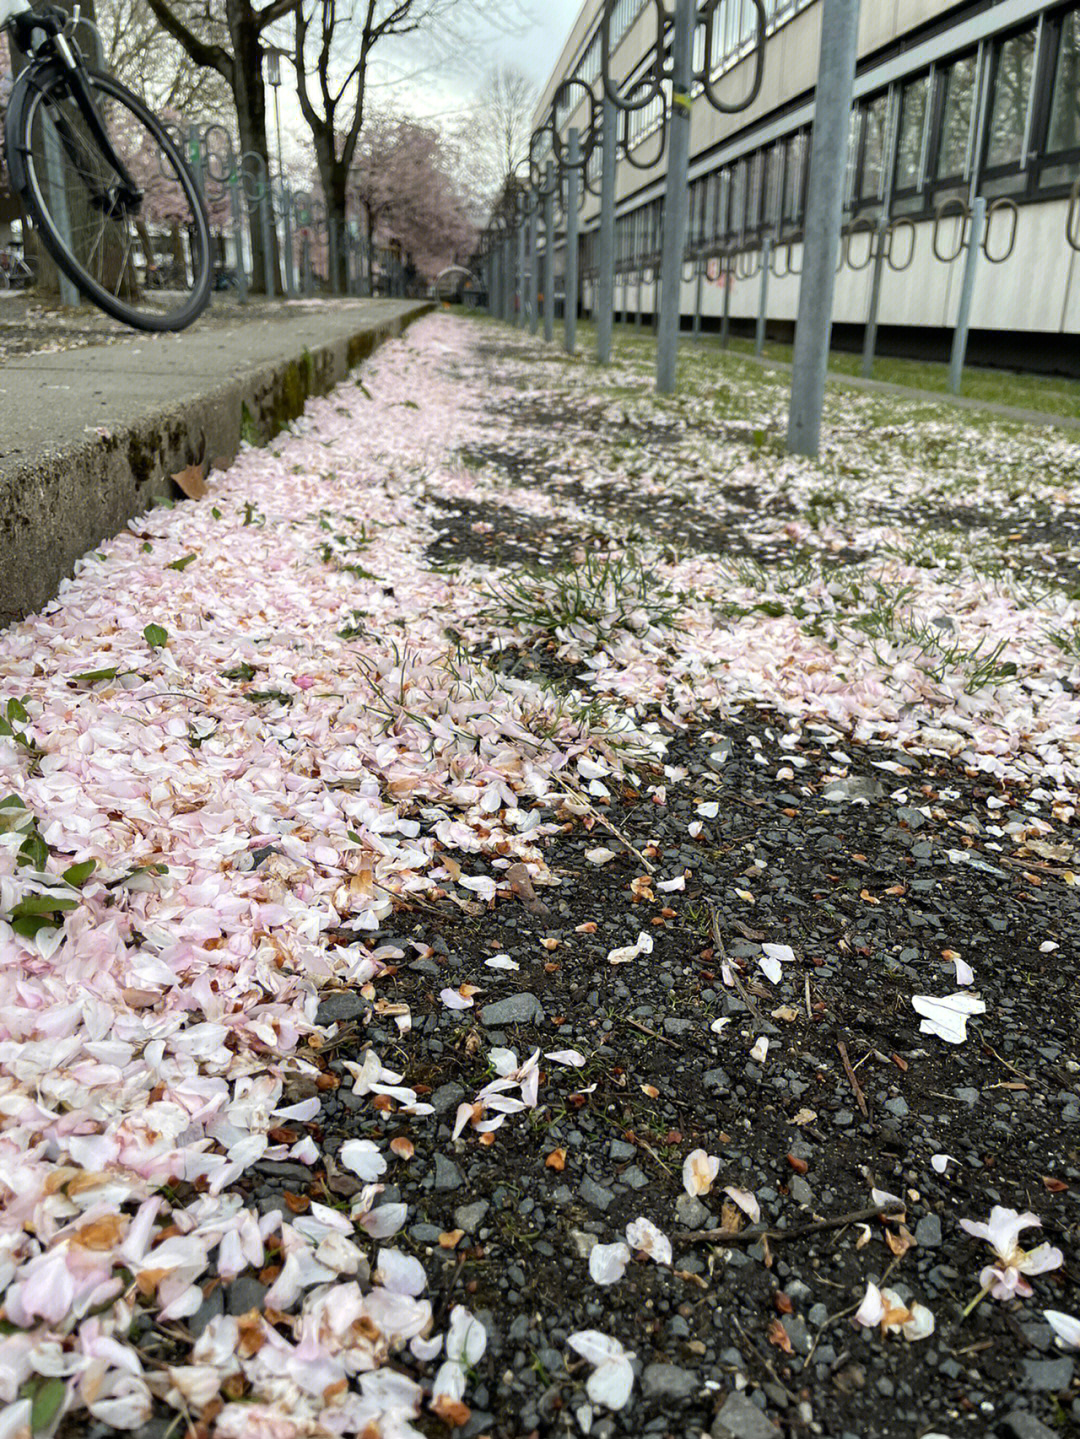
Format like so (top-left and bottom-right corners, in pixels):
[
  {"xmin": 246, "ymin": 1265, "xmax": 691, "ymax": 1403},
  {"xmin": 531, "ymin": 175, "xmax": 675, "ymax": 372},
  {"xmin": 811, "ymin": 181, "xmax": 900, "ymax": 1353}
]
[
  {"xmin": 598, "ymin": 0, "xmax": 769, "ymax": 392},
  {"xmin": 1068, "ymin": 179, "xmax": 1080, "ymax": 252}
]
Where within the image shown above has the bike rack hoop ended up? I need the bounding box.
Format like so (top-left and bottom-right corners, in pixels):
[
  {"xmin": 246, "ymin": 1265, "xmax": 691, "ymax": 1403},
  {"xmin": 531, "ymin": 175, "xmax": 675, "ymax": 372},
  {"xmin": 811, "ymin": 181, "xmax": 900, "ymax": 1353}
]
[
  {"xmin": 1069, "ymin": 178, "xmax": 1080, "ymax": 252},
  {"xmin": 981, "ymin": 197, "xmax": 1017, "ymax": 264},
  {"xmin": 600, "ymin": 0, "xmax": 667, "ymax": 112},
  {"xmin": 884, "ymin": 217, "xmax": 916, "ymax": 271},
  {"xmin": 699, "ymin": 0, "xmax": 767, "ymax": 114},
  {"xmin": 550, "ymin": 78, "xmax": 599, "ymax": 169},
  {"xmin": 932, "ymin": 196, "xmax": 969, "ymax": 262}
]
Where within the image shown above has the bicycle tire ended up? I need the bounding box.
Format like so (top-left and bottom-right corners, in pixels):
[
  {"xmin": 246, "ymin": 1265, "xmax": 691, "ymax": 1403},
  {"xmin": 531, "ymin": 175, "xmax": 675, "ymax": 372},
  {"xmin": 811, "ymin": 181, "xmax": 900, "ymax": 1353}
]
[{"xmin": 6, "ymin": 64, "xmax": 212, "ymax": 331}]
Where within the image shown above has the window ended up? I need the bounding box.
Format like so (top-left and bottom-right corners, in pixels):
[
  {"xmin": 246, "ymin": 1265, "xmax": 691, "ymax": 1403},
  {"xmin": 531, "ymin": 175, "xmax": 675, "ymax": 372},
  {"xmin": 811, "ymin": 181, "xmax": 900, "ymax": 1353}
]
[
  {"xmin": 783, "ymin": 131, "xmax": 807, "ymax": 226},
  {"xmin": 894, "ymin": 75, "xmax": 928, "ymax": 197},
  {"xmin": 985, "ymin": 27, "xmax": 1036, "ymax": 170},
  {"xmin": 730, "ymin": 159, "xmax": 746, "ymax": 239},
  {"xmin": 745, "ymin": 150, "xmax": 763, "ymax": 231},
  {"xmin": 856, "ymin": 92, "xmax": 889, "ymax": 206},
  {"xmin": 935, "ymin": 53, "xmax": 976, "ymax": 182},
  {"xmin": 1046, "ymin": 7, "xmax": 1080, "ymax": 155}
]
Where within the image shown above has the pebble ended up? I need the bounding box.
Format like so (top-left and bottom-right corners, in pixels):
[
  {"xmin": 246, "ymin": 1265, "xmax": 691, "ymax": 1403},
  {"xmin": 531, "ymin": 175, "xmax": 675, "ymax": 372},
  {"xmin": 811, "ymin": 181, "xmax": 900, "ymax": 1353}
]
[
  {"xmin": 315, "ymin": 991, "xmax": 366, "ymax": 1025},
  {"xmin": 789, "ymin": 1176, "xmax": 814, "ymax": 1206},
  {"xmin": 915, "ymin": 1213, "xmax": 942, "ymax": 1248},
  {"xmin": 432, "ymin": 1082, "xmax": 466, "ymax": 1114},
  {"xmin": 1022, "ymin": 1357, "xmax": 1074, "ymax": 1391},
  {"xmin": 712, "ymin": 1390, "xmax": 780, "ymax": 1439},
  {"xmin": 454, "ymin": 1200, "xmax": 489, "ymax": 1231},
  {"xmin": 675, "ymin": 1193, "xmax": 712, "ymax": 1227},
  {"xmin": 188, "ymin": 1285, "xmax": 224, "ymax": 1337},
  {"xmin": 642, "ymin": 1363, "xmax": 698, "ymax": 1399},
  {"xmin": 226, "ymin": 1276, "xmax": 268, "ymax": 1315},
  {"xmin": 479, "ymin": 993, "xmax": 546, "ymax": 1026},
  {"xmin": 434, "ymin": 1153, "xmax": 464, "ymax": 1191},
  {"xmin": 579, "ymin": 1176, "xmax": 616, "ymax": 1210},
  {"xmin": 1000, "ymin": 1412, "xmax": 1060, "ymax": 1439}
]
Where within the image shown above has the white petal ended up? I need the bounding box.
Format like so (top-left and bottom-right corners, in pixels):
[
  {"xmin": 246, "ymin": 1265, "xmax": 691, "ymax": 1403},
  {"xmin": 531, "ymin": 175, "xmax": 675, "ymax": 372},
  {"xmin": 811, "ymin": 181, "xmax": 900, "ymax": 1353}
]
[
  {"xmin": 338, "ymin": 1139, "xmax": 387, "ymax": 1181},
  {"xmin": 871, "ymin": 1187, "xmax": 904, "ymax": 1209},
  {"xmin": 931, "ymin": 1153, "xmax": 958, "ymax": 1174},
  {"xmin": 568, "ymin": 1330, "xmax": 626, "ymax": 1368},
  {"xmin": 682, "ymin": 1149, "xmax": 719, "ymax": 1197},
  {"xmin": 854, "ymin": 1281, "xmax": 885, "ymax": 1328},
  {"xmin": 749, "ymin": 1036, "xmax": 769, "ymax": 1064},
  {"xmin": 589, "ymin": 1242, "xmax": 630, "ymax": 1286},
  {"xmin": 440, "ymin": 988, "xmax": 474, "ymax": 1010},
  {"xmin": 625, "ymin": 1217, "xmax": 672, "ymax": 1266},
  {"xmin": 901, "ymin": 1302, "xmax": 936, "ymax": 1341},
  {"xmin": 953, "ymin": 958, "xmax": 975, "ymax": 986},
  {"xmin": 723, "ymin": 1187, "xmax": 761, "ymax": 1224},
  {"xmin": 762, "ymin": 943, "xmax": 796, "ymax": 966},
  {"xmin": 585, "ymin": 848, "xmax": 617, "ymax": 865},
  {"xmin": 911, "ymin": 993, "xmax": 986, "ymax": 1044},
  {"xmin": 545, "ymin": 1049, "xmax": 586, "ymax": 1067},
  {"xmin": 587, "ymin": 1357, "xmax": 635, "ymax": 1410},
  {"xmin": 1044, "ymin": 1311, "xmax": 1080, "ymax": 1350},
  {"xmin": 485, "ymin": 954, "xmax": 519, "ymax": 970},
  {"xmin": 758, "ymin": 956, "xmax": 783, "ymax": 984}
]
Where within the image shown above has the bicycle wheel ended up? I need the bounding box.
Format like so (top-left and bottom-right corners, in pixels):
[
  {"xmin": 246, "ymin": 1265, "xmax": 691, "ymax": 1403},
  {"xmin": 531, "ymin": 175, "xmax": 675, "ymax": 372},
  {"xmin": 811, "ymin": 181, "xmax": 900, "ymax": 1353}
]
[{"xmin": 7, "ymin": 66, "xmax": 212, "ymax": 331}]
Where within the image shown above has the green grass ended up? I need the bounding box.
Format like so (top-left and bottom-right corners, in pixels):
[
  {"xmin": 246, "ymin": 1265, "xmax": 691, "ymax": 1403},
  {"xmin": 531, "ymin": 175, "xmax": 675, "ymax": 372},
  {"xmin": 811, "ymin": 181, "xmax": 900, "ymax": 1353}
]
[
  {"xmin": 706, "ymin": 333, "xmax": 1080, "ymax": 424},
  {"xmin": 467, "ymin": 307, "xmax": 1080, "ymax": 425}
]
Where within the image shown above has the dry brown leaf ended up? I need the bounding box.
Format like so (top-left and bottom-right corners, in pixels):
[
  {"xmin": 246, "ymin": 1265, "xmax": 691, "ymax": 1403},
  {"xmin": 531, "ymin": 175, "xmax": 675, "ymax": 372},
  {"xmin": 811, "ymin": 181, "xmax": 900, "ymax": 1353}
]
[
  {"xmin": 438, "ymin": 1229, "xmax": 464, "ymax": 1249},
  {"xmin": 790, "ymin": 1107, "xmax": 818, "ymax": 1126},
  {"xmin": 720, "ymin": 1202, "xmax": 744, "ymax": 1232},
  {"xmin": 73, "ymin": 1215, "xmax": 126, "ymax": 1250},
  {"xmin": 545, "ymin": 1148, "xmax": 567, "ymax": 1171},
  {"xmin": 390, "ymin": 1137, "xmax": 414, "ymax": 1161},
  {"xmin": 171, "ymin": 461, "xmax": 208, "ymax": 499},
  {"xmin": 885, "ymin": 1223, "xmax": 916, "ymax": 1257},
  {"xmin": 431, "ymin": 1396, "xmax": 471, "ymax": 1427},
  {"xmin": 767, "ymin": 1317, "xmax": 793, "ymax": 1354},
  {"xmin": 506, "ymin": 861, "xmax": 549, "ymax": 916},
  {"xmin": 771, "ymin": 1005, "xmax": 799, "ymax": 1023},
  {"xmin": 1042, "ymin": 1176, "xmax": 1069, "ymax": 1193},
  {"xmin": 640, "ymin": 1083, "xmax": 659, "ymax": 1099},
  {"xmin": 283, "ymin": 1192, "xmax": 309, "ymax": 1214}
]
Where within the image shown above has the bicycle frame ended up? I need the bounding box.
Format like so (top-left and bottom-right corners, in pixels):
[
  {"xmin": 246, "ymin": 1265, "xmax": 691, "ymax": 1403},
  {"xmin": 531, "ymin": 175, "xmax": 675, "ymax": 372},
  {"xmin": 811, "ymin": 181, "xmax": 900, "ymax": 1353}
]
[{"xmin": 2, "ymin": 1, "xmax": 143, "ymax": 207}]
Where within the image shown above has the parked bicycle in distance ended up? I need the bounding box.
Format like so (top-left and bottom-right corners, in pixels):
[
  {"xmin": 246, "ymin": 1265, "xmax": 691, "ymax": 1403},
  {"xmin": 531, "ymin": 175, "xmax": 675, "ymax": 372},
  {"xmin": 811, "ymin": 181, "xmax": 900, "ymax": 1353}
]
[{"xmin": 0, "ymin": 0, "xmax": 212, "ymax": 330}]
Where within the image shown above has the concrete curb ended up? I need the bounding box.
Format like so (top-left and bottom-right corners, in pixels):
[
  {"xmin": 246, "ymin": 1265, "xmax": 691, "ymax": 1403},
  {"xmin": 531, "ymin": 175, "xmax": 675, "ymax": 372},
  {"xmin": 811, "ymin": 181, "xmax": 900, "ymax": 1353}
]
[{"xmin": 0, "ymin": 300, "xmax": 434, "ymax": 627}]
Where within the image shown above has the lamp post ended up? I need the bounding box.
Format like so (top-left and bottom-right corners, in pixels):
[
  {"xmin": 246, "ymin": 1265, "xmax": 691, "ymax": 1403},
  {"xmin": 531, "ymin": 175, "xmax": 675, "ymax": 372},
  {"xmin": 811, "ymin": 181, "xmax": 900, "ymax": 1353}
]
[{"xmin": 266, "ymin": 48, "xmax": 285, "ymax": 190}]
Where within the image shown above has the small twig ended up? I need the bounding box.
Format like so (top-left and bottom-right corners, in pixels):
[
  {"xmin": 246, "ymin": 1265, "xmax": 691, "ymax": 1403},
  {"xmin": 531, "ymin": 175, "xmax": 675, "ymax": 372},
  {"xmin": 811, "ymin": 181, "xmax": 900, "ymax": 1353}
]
[
  {"xmin": 551, "ymin": 775, "xmax": 656, "ymax": 873},
  {"xmin": 804, "ymin": 973, "xmax": 812, "ymax": 1022},
  {"xmin": 635, "ymin": 1137, "xmax": 678, "ymax": 1182},
  {"xmin": 731, "ymin": 1315, "xmax": 800, "ymax": 1403},
  {"xmin": 622, "ymin": 1016, "xmax": 682, "ymax": 1049},
  {"xmin": 801, "ymin": 1299, "xmax": 862, "ymax": 1371},
  {"xmin": 978, "ymin": 1034, "xmax": 1036, "ymax": 1085},
  {"xmin": 710, "ymin": 911, "xmax": 766, "ymax": 1029},
  {"xmin": 837, "ymin": 1038, "xmax": 869, "ymax": 1118},
  {"xmin": 677, "ymin": 1203, "xmax": 906, "ymax": 1247}
]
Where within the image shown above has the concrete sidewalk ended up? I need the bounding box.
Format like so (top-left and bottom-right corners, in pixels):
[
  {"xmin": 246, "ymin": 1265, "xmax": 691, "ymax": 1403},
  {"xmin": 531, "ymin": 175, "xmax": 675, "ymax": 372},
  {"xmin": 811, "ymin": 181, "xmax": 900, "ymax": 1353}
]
[{"xmin": 0, "ymin": 298, "xmax": 432, "ymax": 626}]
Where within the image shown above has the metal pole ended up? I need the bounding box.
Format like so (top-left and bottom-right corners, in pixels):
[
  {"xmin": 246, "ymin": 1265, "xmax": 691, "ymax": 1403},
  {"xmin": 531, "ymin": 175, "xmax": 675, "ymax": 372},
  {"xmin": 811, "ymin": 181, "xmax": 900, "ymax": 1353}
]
[
  {"xmin": 949, "ymin": 196, "xmax": 985, "ymax": 395},
  {"xmin": 229, "ymin": 171, "xmax": 248, "ymax": 303},
  {"xmin": 42, "ymin": 124, "xmax": 80, "ymax": 307},
  {"xmin": 860, "ymin": 218, "xmax": 887, "ymax": 377},
  {"xmin": 787, "ymin": 0, "xmax": 862, "ymax": 456},
  {"xmin": 565, "ymin": 128, "xmax": 580, "ymax": 356},
  {"xmin": 721, "ymin": 257, "xmax": 732, "ymax": 349},
  {"xmin": 656, "ymin": 0, "xmax": 695, "ymax": 393},
  {"xmin": 597, "ymin": 95, "xmax": 617, "ymax": 364},
  {"xmin": 544, "ymin": 163, "xmax": 556, "ymax": 343},
  {"xmin": 516, "ymin": 219, "xmax": 526, "ymax": 329},
  {"xmin": 755, "ymin": 238, "xmax": 772, "ymax": 355},
  {"xmin": 692, "ymin": 263, "xmax": 703, "ymax": 339},
  {"xmin": 282, "ymin": 192, "xmax": 295, "ymax": 296},
  {"xmin": 504, "ymin": 236, "xmax": 514, "ymax": 321},
  {"xmin": 528, "ymin": 204, "xmax": 539, "ymax": 335},
  {"xmin": 260, "ymin": 189, "xmax": 274, "ymax": 298},
  {"xmin": 636, "ymin": 270, "xmax": 643, "ymax": 327}
]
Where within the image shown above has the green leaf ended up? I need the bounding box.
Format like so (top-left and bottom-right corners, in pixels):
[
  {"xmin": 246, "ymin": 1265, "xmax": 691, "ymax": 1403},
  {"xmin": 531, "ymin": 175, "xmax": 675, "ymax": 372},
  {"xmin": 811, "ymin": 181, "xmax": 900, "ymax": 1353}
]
[
  {"xmin": 221, "ymin": 662, "xmax": 256, "ymax": 682},
  {"xmin": 244, "ymin": 689, "xmax": 293, "ymax": 706},
  {"xmin": 11, "ymin": 892, "xmax": 78, "ymax": 918},
  {"xmin": 29, "ymin": 1374, "xmax": 66, "ymax": 1432},
  {"xmin": 142, "ymin": 542, "xmax": 152, "ymax": 553},
  {"xmin": 71, "ymin": 667, "xmax": 119, "ymax": 684},
  {"xmin": 62, "ymin": 859, "xmax": 96, "ymax": 887},
  {"xmin": 7, "ymin": 698, "xmax": 29, "ymax": 725},
  {"xmin": 0, "ymin": 717, "xmax": 12, "ymax": 737},
  {"xmin": 143, "ymin": 624, "xmax": 168, "ymax": 649},
  {"xmin": 167, "ymin": 553, "xmax": 197, "ymax": 572},
  {"xmin": 106, "ymin": 862, "xmax": 169, "ymax": 890},
  {"xmin": 211, "ymin": 506, "xmax": 222, "ymax": 520},
  {"xmin": 0, "ymin": 794, "xmax": 25, "ymax": 810},
  {"xmin": 17, "ymin": 832, "xmax": 49, "ymax": 870}
]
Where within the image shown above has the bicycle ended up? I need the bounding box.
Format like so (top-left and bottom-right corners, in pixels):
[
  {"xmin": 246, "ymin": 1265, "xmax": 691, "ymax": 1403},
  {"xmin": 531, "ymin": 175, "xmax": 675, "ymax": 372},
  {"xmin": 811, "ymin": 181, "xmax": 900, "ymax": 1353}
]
[{"xmin": 0, "ymin": 0, "xmax": 212, "ymax": 330}]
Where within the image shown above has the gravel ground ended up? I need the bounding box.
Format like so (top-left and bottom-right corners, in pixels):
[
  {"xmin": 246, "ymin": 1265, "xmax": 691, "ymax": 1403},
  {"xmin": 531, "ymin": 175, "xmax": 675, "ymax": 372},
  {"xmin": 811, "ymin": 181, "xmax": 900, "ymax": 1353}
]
[{"xmin": 3, "ymin": 313, "xmax": 1077, "ymax": 1439}]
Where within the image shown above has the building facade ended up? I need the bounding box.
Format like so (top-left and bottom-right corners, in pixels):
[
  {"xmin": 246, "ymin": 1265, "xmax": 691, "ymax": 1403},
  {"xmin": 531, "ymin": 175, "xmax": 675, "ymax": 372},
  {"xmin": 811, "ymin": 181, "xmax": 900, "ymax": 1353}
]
[{"xmin": 532, "ymin": 0, "xmax": 1080, "ymax": 369}]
